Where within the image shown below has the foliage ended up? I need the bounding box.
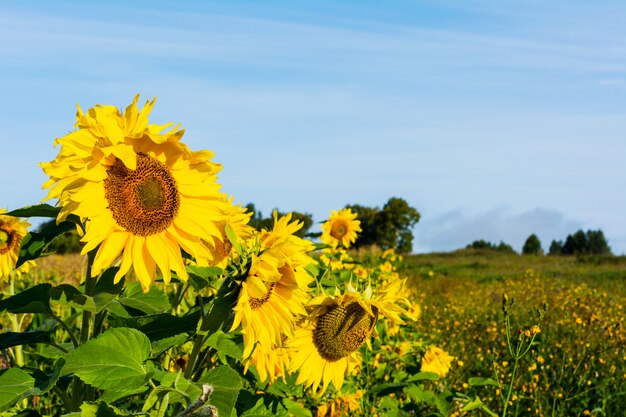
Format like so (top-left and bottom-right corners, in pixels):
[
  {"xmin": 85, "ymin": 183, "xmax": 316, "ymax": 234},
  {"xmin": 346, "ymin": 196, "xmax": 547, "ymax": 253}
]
[
  {"xmin": 347, "ymin": 197, "xmax": 421, "ymax": 253},
  {"xmin": 465, "ymin": 239, "xmax": 517, "ymax": 254},
  {"xmin": 550, "ymin": 229, "xmax": 612, "ymax": 256},
  {"xmin": 36, "ymin": 220, "xmax": 82, "ymax": 254},
  {"xmin": 521, "ymin": 233, "xmax": 543, "ymax": 255}
]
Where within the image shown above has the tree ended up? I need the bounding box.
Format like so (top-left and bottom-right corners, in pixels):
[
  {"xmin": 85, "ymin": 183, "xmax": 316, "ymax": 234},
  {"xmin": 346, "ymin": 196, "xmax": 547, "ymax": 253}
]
[
  {"xmin": 561, "ymin": 229, "xmax": 612, "ymax": 256},
  {"xmin": 522, "ymin": 234, "xmax": 543, "ymax": 255},
  {"xmin": 465, "ymin": 239, "xmax": 516, "ymax": 254},
  {"xmin": 346, "ymin": 197, "xmax": 420, "ymax": 254},
  {"xmin": 245, "ymin": 203, "xmax": 314, "ymax": 238},
  {"xmin": 548, "ymin": 240, "xmax": 563, "ymax": 256}
]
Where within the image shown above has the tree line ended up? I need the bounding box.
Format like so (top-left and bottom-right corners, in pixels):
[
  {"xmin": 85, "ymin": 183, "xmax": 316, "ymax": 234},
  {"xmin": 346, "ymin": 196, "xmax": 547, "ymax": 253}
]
[{"xmin": 467, "ymin": 229, "xmax": 612, "ymax": 256}]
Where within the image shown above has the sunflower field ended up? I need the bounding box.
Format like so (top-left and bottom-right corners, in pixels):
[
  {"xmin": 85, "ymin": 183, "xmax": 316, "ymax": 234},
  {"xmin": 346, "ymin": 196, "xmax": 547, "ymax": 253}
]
[{"xmin": 1, "ymin": 97, "xmax": 624, "ymax": 417}]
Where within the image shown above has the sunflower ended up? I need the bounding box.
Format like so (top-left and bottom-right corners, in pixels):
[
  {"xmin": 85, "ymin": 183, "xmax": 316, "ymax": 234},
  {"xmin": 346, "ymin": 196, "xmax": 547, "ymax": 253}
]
[
  {"xmin": 0, "ymin": 209, "xmax": 31, "ymax": 281},
  {"xmin": 321, "ymin": 208, "xmax": 361, "ymax": 249},
  {"xmin": 420, "ymin": 346, "xmax": 455, "ymax": 377},
  {"xmin": 288, "ymin": 282, "xmax": 408, "ymax": 393},
  {"xmin": 40, "ymin": 96, "xmax": 227, "ymax": 290},
  {"xmin": 316, "ymin": 390, "xmax": 363, "ymax": 417},
  {"xmin": 245, "ymin": 343, "xmax": 291, "ymax": 384},
  {"xmin": 231, "ymin": 213, "xmax": 315, "ymax": 377},
  {"xmin": 201, "ymin": 196, "xmax": 254, "ymax": 268}
]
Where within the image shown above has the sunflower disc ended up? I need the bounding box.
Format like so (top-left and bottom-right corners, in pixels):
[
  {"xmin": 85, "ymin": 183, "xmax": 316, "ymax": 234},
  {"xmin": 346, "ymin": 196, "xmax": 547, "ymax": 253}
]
[{"xmin": 314, "ymin": 302, "xmax": 378, "ymax": 361}]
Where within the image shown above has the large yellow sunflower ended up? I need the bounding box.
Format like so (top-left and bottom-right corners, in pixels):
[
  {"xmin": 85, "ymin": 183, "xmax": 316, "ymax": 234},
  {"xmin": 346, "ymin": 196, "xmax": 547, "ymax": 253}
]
[
  {"xmin": 40, "ymin": 96, "xmax": 228, "ymax": 290},
  {"xmin": 288, "ymin": 282, "xmax": 408, "ymax": 394},
  {"xmin": 0, "ymin": 210, "xmax": 31, "ymax": 281},
  {"xmin": 321, "ymin": 208, "xmax": 361, "ymax": 249},
  {"xmin": 231, "ymin": 213, "xmax": 315, "ymax": 379}
]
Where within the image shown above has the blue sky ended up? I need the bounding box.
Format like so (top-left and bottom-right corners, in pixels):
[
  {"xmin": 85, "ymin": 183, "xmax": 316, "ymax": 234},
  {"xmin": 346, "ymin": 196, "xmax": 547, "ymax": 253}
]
[{"xmin": 1, "ymin": 0, "xmax": 625, "ymax": 253}]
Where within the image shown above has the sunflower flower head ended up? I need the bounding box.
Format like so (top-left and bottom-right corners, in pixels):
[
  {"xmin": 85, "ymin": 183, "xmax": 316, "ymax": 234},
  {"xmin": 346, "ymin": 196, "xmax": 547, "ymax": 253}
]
[
  {"xmin": 288, "ymin": 279, "xmax": 409, "ymax": 394},
  {"xmin": 421, "ymin": 346, "xmax": 455, "ymax": 377},
  {"xmin": 40, "ymin": 96, "xmax": 228, "ymax": 291},
  {"xmin": 230, "ymin": 212, "xmax": 316, "ymax": 379},
  {"xmin": 321, "ymin": 208, "xmax": 361, "ymax": 249},
  {"xmin": 0, "ymin": 210, "xmax": 32, "ymax": 281}
]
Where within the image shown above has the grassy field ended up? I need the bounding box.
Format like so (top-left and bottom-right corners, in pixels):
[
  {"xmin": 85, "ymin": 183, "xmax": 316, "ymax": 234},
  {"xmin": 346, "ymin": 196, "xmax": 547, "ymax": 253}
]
[{"xmin": 402, "ymin": 250, "xmax": 626, "ymax": 416}]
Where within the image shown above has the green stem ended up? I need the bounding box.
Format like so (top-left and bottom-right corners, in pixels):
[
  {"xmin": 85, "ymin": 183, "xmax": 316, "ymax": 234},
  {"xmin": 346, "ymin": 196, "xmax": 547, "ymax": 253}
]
[
  {"xmin": 79, "ymin": 251, "xmax": 97, "ymax": 343},
  {"xmin": 50, "ymin": 311, "xmax": 79, "ymax": 349},
  {"xmin": 71, "ymin": 249, "xmax": 97, "ymax": 410},
  {"xmin": 185, "ymin": 296, "xmax": 209, "ymax": 380},
  {"xmin": 8, "ymin": 278, "xmax": 24, "ymax": 367},
  {"xmin": 53, "ymin": 386, "xmax": 74, "ymax": 411}
]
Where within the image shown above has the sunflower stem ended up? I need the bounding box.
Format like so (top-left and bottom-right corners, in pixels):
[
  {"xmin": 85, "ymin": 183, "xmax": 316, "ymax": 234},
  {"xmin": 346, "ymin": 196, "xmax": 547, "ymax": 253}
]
[
  {"xmin": 8, "ymin": 277, "xmax": 24, "ymax": 367},
  {"xmin": 71, "ymin": 249, "xmax": 98, "ymax": 409}
]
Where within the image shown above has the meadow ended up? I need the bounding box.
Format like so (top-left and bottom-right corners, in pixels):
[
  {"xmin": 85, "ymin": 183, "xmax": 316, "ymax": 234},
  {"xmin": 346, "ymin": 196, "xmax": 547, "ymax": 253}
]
[
  {"xmin": 403, "ymin": 251, "xmax": 626, "ymax": 416},
  {"xmin": 5, "ymin": 249, "xmax": 624, "ymax": 416}
]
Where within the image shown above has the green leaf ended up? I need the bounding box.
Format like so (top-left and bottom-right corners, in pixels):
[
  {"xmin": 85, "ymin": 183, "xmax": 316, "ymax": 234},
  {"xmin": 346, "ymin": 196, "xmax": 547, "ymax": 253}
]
[
  {"xmin": 204, "ymin": 330, "xmax": 243, "ymax": 361},
  {"xmin": 0, "ymin": 368, "xmax": 35, "ymax": 412},
  {"xmin": 187, "ymin": 265, "xmax": 223, "ymax": 291},
  {"xmin": 92, "ymin": 268, "xmax": 125, "ymax": 312},
  {"xmin": 0, "ymin": 284, "xmax": 51, "ymax": 314},
  {"xmin": 237, "ymin": 392, "xmax": 289, "ymax": 417},
  {"xmin": 0, "ymin": 331, "xmax": 51, "ymax": 350},
  {"xmin": 198, "ymin": 366, "xmax": 242, "ymax": 417},
  {"xmin": 77, "ymin": 402, "xmax": 133, "ymax": 417},
  {"xmin": 144, "ymin": 371, "xmax": 202, "ymax": 411},
  {"xmin": 16, "ymin": 221, "xmax": 77, "ymax": 267},
  {"xmin": 151, "ymin": 333, "xmax": 190, "ymax": 357},
  {"xmin": 62, "ymin": 328, "xmax": 151, "ymax": 390},
  {"xmin": 6, "ymin": 204, "xmax": 60, "ymax": 219},
  {"xmin": 119, "ymin": 283, "xmax": 170, "ymax": 314},
  {"xmin": 282, "ymin": 398, "xmax": 312, "ymax": 417},
  {"xmin": 467, "ymin": 377, "xmax": 500, "ymax": 387},
  {"xmin": 50, "ymin": 284, "xmax": 97, "ymax": 312},
  {"xmin": 108, "ymin": 311, "xmax": 201, "ymax": 342},
  {"xmin": 99, "ymin": 387, "xmax": 149, "ymax": 404},
  {"xmin": 27, "ymin": 358, "xmax": 66, "ymax": 395}
]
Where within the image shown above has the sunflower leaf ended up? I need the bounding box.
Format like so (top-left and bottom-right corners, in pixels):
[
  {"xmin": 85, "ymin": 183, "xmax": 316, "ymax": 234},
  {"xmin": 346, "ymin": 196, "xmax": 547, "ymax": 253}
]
[
  {"xmin": 16, "ymin": 221, "xmax": 76, "ymax": 268},
  {"xmin": 0, "ymin": 283, "xmax": 52, "ymax": 314},
  {"xmin": 62, "ymin": 327, "xmax": 151, "ymax": 390},
  {"xmin": 119, "ymin": 282, "xmax": 170, "ymax": 315},
  {"xmin": 0, "ymin": 331, "xmax": 51, "ymax": 350},
  {"xmin": 197, "ymin": 366, "xmax": 242, "ymax": 417},
  {"xmin": 6, "ymin": 203, "xmax": 82, "ymax": 225},
  {"xmin": 0, "ymin": 368, "xmax": 36, "ymax": 412},
  {"xmin": 108, "ymin": 311, "xmax": 201, "ymax": 342}
]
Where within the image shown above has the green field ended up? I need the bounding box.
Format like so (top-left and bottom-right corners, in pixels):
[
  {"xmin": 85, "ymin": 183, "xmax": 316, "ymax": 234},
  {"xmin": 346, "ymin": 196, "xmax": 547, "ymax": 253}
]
[{"xmin": 402, "ymin": 251, "xmax": 626, "ymax": 416}]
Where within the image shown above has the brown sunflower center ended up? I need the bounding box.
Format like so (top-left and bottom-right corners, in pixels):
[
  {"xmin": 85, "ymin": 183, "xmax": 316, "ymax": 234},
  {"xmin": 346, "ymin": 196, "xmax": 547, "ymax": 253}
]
[
  {"xmin": 249, "ymin": 282, "xmax": 276, "ymax": 309},
  {"xmin": 0, "ymin": 229, "xmax": 12, "ymax": 253},
  {"xmin": 313, "ymin": 302, "xmax": 378, "ymax": 361},
  {"xmin": 330, "ymin": 221, "xmax": 348, "ymax": 240},
  {"xmin": 104, "ymin": 153, "xmax": 180, "ymax": 236}
]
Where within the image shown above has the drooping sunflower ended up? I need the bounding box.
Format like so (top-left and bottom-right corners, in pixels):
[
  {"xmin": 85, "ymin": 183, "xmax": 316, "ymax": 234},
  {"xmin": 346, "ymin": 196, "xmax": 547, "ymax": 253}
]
[
  {"xmin": 321, "ymin": 208, "xmax": 361, "ymax": 249},
  {"xmin": 40, "ymin": 96, "xmax": 228, "ymax": 290},
  {"xmin": 288, "ymin": 282, "xmax": 408, "ymax": 394},
  {"xmin": 0, "ymin": 209, "xmax": 31, "ymax": 281},
  {"xmin": 231, "ymin": 213, "xmax": 315, "ymax": 378}
]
